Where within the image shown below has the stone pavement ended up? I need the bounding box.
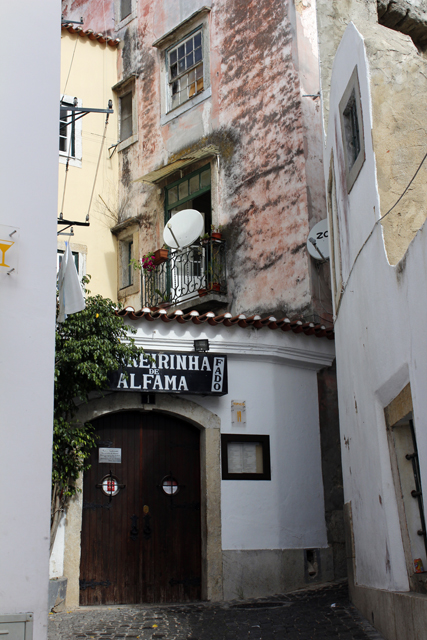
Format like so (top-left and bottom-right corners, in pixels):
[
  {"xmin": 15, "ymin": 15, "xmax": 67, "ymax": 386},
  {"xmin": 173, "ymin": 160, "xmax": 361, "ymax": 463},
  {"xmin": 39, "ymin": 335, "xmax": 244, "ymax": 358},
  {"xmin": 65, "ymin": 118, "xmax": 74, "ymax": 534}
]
[{"xmin": 48, "ymin": 582, "xmax": 384, "ymax": 640}]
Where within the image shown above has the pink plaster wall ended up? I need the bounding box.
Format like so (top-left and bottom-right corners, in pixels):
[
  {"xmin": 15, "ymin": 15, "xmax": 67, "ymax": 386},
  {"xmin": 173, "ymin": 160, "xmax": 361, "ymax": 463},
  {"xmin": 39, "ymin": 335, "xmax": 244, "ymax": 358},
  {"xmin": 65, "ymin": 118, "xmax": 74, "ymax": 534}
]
[
  {"xmin": 62, "ymin": 0, "xmax": 115, "ymax": 35},
  {"xmin": 63, "ymin": 0, "xmax": 331, "ymax": 319}
]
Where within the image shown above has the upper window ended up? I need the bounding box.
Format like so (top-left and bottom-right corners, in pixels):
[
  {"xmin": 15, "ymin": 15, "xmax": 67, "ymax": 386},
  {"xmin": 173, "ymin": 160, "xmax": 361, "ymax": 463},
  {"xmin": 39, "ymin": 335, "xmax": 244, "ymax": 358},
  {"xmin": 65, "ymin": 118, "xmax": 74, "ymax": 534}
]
[
  {"xmin": 120, "ymin": 92, "xmax": 133, "ymax": 141},
  {"xmin": 167, "ymin": 29, "xmax": 204, "ymax": 111},
  {"xmin": 116, "ymin": 0, "xmax": 135, "ymax": 26},
  {"xmin": 120, "ymin": 0, "xmax": 132, "ymax": 21},
  {"xmin": 60, "ymin": 101, "xmax": 75, "ymax": 156},
  {"xmin": 112, "ymin": 77, "xmax": 137, "ymax": 152},
  {"xmin": 152, "ymin": 7, "xmax": 211, "ymax": 124},
  {"xmin": 59, "ymin": 95, "xmax": 82, "ymax": 167},
  {"xmin": 339, "ymin": 66, "xmax": 365, "ymax": 192}
]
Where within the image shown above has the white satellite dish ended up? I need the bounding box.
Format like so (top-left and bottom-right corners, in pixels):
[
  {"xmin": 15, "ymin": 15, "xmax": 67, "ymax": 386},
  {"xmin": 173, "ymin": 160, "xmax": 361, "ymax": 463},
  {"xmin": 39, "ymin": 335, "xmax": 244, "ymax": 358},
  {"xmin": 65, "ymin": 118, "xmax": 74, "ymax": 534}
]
[
  {"xmin": 307, "ymin": 219, "xmax": 330, "ymax": 261},
  {"xmin": 163, "ymin": 209, "xmax": 205, "ymax": 249}
]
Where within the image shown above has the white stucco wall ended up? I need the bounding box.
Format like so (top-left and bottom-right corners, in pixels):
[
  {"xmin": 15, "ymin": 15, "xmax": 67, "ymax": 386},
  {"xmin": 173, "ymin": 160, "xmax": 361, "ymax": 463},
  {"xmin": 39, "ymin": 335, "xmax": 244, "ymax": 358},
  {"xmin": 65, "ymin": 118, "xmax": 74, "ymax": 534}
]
[
  {"xmin": 0, "ymin": 2, "xmax": 59, "ymax": 638},
  {"xmin": 130, "ymin": 318, "xmax": 334, "ymax": 552},
  {"xmin": 325, "ymin": 22, "xmax": 427, "ymax": 592}
]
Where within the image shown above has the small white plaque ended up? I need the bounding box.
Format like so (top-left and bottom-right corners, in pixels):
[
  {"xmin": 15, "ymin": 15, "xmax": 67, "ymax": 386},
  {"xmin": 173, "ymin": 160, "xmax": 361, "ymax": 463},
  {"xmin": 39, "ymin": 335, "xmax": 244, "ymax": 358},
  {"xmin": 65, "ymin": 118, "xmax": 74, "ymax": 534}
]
[
  {"xmin": 99, "ymin": 447, "xmax": 122, "ymax": 464},
  {"xmin": 231, "ymin": 400, "xmax": 246, "ymax": 426}
]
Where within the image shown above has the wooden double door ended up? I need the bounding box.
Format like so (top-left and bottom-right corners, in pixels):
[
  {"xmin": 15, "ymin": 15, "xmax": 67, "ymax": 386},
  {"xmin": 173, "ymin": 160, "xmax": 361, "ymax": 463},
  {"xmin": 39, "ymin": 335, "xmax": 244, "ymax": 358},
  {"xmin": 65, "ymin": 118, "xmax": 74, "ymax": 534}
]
[{"xmin": 79, "ymin": 411, "xmax": 201, "ymax": 604}]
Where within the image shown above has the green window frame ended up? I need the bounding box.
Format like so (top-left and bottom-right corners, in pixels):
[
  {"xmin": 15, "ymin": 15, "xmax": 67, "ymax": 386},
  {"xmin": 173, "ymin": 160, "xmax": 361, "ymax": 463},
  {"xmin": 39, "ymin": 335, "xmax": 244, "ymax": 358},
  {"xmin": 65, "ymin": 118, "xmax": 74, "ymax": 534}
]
[{"xmin": 164, "ymin": 164, "xmax": 211, "ymax": 224}]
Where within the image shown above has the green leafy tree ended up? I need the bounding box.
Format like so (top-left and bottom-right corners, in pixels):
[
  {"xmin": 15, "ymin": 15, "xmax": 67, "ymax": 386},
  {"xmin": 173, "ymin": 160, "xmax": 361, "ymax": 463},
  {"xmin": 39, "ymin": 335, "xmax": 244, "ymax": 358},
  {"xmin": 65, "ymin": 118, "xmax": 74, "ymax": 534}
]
[{"xmin": 52, "ymin": 280, "xmax": 143, "ymax": 552}]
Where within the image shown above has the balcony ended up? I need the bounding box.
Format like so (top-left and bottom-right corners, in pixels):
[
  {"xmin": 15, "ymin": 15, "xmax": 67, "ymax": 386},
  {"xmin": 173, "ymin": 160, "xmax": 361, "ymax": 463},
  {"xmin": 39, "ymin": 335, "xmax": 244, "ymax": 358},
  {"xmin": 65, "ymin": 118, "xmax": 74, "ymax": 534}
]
[{"xmin": 141, "ymin": 238, "xmax": 227, "ymax": 312}]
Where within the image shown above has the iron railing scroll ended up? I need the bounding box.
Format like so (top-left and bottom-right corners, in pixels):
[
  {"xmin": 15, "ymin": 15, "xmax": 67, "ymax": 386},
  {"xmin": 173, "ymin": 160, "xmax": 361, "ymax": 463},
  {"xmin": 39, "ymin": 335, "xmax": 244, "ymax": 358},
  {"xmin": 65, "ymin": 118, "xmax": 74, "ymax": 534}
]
[{"xmin": 142, "ymin": 238, "xmax": 226, "ymax": 308}]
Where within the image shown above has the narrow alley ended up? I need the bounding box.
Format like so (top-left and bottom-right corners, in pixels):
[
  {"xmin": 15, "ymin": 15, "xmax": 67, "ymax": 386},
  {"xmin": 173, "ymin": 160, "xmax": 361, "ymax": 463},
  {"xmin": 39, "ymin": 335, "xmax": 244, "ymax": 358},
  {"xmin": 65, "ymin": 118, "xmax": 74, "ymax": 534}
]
[{"xmin": 48, "ymin": 583, "xmax": 383, "ymax": 640}]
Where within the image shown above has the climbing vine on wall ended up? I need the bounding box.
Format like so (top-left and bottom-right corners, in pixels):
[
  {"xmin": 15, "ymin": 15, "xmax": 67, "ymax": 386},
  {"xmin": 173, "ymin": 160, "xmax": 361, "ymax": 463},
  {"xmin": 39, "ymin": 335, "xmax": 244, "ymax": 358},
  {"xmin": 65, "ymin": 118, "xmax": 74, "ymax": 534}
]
[{"xmin": 51, "ymin": 277, "xmax": 143, "ymax": 552}]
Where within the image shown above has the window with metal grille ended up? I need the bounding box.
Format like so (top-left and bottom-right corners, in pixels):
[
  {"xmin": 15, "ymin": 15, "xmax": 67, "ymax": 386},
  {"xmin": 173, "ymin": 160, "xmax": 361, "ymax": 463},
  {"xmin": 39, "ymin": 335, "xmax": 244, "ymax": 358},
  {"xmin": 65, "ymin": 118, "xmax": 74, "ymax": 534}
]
[
  {"xmin": 59, "ymin": 101, "xmax": 75, "ymax": 157},
  {"xmin": 120, "ymin": 92, "xmax": 133, "ymax": 141},
  {"xmin": 167, "ymin": 29, "xmax": 203, "ymax": 111}
]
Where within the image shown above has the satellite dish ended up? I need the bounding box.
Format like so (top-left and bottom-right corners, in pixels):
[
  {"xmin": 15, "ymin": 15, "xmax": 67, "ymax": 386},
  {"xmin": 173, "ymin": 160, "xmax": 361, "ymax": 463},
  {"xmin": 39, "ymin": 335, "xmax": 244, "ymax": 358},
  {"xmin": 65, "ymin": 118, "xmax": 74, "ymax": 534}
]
[
  {"xmin": 163, "ymin": 209, "xmax": 204, "ymax": 249},
  {"xmin": 307, "ymin": 219, "xmax": 330, "ymax": 261}
]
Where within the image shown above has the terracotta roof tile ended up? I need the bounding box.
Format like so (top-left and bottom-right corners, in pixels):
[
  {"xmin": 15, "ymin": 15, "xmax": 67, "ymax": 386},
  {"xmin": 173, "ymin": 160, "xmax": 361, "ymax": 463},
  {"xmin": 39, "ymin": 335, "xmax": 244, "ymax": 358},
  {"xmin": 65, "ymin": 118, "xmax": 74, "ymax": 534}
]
[
  {"xmin": 117, "ymin": 308, "xmax": 334, "ymax": 340},
  {"xmin": 61, "ymin": 23, "xmax": 120, "ymax": 48}
]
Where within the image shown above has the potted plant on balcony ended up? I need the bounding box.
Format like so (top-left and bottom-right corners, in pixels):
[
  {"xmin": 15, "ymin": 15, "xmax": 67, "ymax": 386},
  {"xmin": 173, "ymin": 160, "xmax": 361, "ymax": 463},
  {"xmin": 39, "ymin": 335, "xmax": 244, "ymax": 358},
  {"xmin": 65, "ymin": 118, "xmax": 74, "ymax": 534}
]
[
  {"xmin": 211, "ymin": 224, "xmax": 223, "ymax": 240},
  {"xmin": 132, "ymin": 253, "xmax": 156, "ymax": 272},
  {"xmin": 154, "ymin": 288, "xmax": 172, "ymax": 309},
  {"xmin": 153, "ymin": 244, "xmax": 169, "ymax": 266},
  {"xmin": 207, "ymin": 246, "xmax": 223, "ymax": 292}
]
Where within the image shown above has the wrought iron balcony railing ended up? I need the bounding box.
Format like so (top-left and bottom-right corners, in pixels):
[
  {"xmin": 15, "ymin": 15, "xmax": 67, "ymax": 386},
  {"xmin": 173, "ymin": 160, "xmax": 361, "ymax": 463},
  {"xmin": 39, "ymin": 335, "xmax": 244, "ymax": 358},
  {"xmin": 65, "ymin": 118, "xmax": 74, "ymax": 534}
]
[{"xmin": 142, "ymin": 238, "xmax": 227, "ymax": 309}]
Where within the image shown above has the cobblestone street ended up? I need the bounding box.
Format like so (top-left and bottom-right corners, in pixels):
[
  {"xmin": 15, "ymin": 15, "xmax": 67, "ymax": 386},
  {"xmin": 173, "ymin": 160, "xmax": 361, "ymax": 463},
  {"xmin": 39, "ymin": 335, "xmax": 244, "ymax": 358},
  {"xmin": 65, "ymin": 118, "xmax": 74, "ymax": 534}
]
[{"xmin": 48, "ymin": 582, "xmax": 384, "ymax": 640}]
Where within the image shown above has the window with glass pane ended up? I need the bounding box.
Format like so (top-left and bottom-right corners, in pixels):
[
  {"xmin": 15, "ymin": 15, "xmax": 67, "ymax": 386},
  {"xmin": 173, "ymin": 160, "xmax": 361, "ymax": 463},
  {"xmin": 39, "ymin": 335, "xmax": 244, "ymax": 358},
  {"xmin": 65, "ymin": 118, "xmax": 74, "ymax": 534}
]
[
  {"xmin": 168, "ymin": 29, "xmax": 203, "ymax": 110},
  {"xmin": 120, "ymin": 93, "xmax": 133, "ymax": 141},
  {"xmin": 165, "ymin": 165, "xmax": 211, "ymax": 232},
  {"xmin": 120, "ymin": 0, "xmax": 132, "ymax": 20},
  {"xmin": 59, "ymin": 102, "xmax": 75, "ymax": 157}
]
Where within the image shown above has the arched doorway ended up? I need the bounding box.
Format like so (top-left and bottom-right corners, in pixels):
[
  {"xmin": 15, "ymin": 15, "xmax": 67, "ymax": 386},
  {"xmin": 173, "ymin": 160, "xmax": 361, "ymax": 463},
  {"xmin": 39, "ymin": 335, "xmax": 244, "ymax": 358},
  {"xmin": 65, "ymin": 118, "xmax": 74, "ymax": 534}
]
[{"xmin": 79, "ymin": 410, "xmax": 201, "ymax": 604}]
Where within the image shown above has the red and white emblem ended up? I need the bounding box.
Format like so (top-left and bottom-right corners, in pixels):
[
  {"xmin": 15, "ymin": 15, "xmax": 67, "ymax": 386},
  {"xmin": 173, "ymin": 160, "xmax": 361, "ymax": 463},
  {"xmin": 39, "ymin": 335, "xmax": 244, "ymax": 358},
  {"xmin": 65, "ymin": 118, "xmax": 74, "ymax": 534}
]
[{"xmin": 102, "ymin": 476, "xmax": 120, "ymax": 496}]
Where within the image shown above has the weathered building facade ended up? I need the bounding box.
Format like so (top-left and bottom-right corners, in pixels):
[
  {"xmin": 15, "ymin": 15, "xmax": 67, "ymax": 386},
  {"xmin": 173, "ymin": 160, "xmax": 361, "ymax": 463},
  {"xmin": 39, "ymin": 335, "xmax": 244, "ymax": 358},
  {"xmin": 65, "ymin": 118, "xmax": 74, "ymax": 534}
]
[{"xmin": 59, "ymin": 0, "xmax": 343, "ymax": 608}]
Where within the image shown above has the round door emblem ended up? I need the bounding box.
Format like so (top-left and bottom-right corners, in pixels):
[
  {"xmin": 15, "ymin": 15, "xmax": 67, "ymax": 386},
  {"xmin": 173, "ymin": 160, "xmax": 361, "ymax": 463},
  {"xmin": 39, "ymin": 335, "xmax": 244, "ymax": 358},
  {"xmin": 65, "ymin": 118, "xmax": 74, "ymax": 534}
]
[
  {"xmin": 102, "ymin": 476, "xmax": 120, "ymax": 496},
  {"xmin": 162, "ymin": 476, "xmax": 179, "ymax": 495}
]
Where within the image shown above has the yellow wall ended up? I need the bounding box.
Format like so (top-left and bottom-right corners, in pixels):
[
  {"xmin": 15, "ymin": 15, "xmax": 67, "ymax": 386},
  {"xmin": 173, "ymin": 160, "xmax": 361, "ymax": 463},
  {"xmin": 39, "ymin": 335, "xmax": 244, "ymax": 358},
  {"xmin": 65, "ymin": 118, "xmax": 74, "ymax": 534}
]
[{"xmin": 59, "ymin": 32, "xmax": 119, "ymax": 300}]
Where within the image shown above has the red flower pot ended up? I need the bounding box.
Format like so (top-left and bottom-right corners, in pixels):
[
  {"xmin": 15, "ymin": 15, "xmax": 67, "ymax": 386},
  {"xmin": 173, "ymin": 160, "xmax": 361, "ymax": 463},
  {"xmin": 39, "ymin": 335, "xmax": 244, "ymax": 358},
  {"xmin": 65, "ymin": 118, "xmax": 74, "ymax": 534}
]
[
  {"xmin": 153, "ymin": 248, "xmax": 169, "ymax": 265},
  {"xmin": 211, "ymin": 232, "xmax": 222, "ymax": 241}
]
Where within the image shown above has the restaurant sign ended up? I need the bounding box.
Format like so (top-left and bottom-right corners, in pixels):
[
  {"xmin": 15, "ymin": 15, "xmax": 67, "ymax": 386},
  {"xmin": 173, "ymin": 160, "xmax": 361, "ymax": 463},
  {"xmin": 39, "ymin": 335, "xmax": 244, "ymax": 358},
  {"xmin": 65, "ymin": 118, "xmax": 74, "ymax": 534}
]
[{"xmin": 108, "ymin": 351, "xmax": 228, "ymax": 396}]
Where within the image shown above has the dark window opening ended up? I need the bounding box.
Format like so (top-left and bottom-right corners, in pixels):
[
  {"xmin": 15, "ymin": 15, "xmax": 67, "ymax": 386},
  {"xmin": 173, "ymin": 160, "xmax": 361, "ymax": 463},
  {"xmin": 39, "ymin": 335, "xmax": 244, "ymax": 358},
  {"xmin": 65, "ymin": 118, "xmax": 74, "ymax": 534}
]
[
  {"xmin": 59, "ymin": 102, "xmax": 75, "ymax": 157},
  {"xmin": 120, "ymin": 92, "xmax": 133, "ymax": 141},
  {"xmin": 120, "ymin": 0, "xmax": 132, "ymax": 21},
  {"xmin": 165, "ymin": 164, "xmax": 211, "ymax": 234},
  {"xmin": 343, "ymin": 90, "xmax": 360, "ymax": 170}
]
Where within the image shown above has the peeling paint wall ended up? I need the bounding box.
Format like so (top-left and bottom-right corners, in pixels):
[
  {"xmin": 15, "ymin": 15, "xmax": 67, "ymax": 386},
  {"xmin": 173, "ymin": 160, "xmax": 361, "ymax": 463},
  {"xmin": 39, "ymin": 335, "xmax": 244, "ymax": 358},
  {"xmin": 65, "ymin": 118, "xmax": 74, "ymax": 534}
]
[
  {"xmin": 62, "ymin": 0, "xmax": 115, "ymax": 35},
  {"xmin": 64, "ymin": 0, "xmax": 332, "ymax": 319}
]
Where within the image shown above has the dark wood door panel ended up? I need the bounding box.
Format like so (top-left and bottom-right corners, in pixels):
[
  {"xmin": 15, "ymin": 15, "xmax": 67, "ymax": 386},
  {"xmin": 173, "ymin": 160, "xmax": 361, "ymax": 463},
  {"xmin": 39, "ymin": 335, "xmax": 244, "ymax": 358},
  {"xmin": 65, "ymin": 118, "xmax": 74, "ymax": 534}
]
[{"xmin": 79, "ymin": 410, "xmax": 201, "ymax": 604}]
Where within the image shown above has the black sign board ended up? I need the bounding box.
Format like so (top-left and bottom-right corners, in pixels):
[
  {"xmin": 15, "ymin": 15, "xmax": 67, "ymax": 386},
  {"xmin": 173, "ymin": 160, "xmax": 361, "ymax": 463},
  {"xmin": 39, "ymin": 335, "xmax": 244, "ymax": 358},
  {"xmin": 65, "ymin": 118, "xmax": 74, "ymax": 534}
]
[{"xmin": 109, "ymin": 352, "xmax": 228, "ymax": 396}]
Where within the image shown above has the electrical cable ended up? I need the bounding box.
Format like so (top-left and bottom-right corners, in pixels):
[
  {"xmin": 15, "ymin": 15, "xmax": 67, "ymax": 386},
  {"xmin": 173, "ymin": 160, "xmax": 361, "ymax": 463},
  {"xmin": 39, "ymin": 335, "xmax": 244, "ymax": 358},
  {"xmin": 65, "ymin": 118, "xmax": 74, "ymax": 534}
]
[
  {"xmin": 61, "ymin": 36, "xmax": 79, "ymax": 99},
  {"xmin": 335, "ymin": 149, "xmax": 427, "ymax": 319},
  {"xmin": 86, "ymin": 112, "xmax": 110, "ymax": 221}
]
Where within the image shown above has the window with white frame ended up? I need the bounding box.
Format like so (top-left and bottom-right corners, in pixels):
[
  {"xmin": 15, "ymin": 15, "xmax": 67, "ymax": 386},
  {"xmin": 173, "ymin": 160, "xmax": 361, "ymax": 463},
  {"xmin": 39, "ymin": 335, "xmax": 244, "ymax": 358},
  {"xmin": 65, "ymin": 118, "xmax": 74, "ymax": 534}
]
[
  {"xmin": 60, "ymin": 101, "xmax": 75, "ymax": 156},
  {"xmin": 57, "ymin": 248, "xmax": 86, "ymax": 284},
  {"xmin": 59, "ymin": 95, "xmax": 82, "ymax": 166},
  {"xmin": 167, "ymin": 28, "xmax": 204, "ymax": 111}
]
